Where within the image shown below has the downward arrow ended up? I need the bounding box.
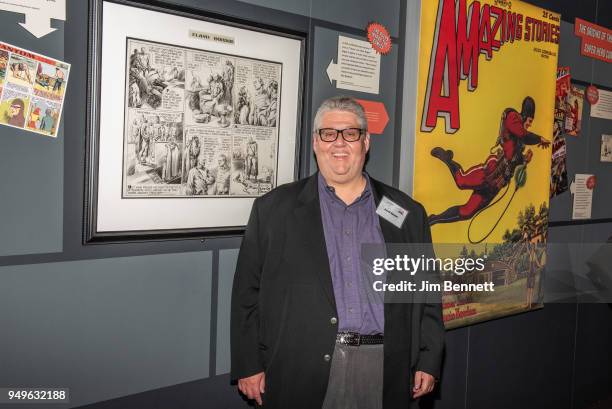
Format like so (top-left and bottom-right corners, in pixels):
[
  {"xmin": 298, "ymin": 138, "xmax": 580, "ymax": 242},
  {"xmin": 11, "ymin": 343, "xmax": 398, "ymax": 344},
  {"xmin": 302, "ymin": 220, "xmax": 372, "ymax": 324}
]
[
  {"xmin": 326, "ymin": 59, "xmax": 339, "ymax": 85},
  {"xmin": 19, "ymin": 13, "xmax": 56, "ymax": 39}
]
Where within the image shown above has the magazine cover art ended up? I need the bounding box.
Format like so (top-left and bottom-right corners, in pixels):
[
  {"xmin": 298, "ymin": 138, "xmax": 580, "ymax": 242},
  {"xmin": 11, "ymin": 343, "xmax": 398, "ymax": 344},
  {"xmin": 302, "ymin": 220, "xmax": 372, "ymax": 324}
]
[
  {"xmin": 554, "ymin": 66, "xmax": 570, "ymax": 138},
  {"xmin": 565, "ymin": 85, "xmax": 584, "ymax": 136},
  {"xmin": 414, "ymin": 0, "xmax": 559, "ymax": 328},
  {"xmin": 550, "ymin": 133, "xmax": 568, "ymax": 197}
]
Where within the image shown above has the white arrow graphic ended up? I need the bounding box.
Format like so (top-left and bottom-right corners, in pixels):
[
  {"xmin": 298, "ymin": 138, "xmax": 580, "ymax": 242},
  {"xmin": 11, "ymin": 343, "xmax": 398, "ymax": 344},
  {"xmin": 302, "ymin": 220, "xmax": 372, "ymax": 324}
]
[
  {"xmin": 326, "ymin": 59, "xmax": 339, "ymax": 85},
  {"xmin": 19, "ymin": 12, "xmax": 57, "ymax": 38},
  {"xmin": 1, "ymin": 0, "xmax": 66, "ymax": 39}
]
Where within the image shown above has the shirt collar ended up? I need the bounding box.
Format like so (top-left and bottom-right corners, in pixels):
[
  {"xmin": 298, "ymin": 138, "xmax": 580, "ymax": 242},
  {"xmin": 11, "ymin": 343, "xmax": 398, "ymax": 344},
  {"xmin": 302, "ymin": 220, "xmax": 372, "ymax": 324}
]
[{"xmin": 317, "ymin": 172, "xmax": 372, "ymax": 206}]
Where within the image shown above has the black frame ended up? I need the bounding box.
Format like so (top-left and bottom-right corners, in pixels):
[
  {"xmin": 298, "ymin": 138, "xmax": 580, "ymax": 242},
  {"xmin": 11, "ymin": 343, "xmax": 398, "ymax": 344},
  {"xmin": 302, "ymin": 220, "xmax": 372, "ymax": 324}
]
[{"xmin": 84, "ymin": 0, "xmax": 307, "ymax": 243}]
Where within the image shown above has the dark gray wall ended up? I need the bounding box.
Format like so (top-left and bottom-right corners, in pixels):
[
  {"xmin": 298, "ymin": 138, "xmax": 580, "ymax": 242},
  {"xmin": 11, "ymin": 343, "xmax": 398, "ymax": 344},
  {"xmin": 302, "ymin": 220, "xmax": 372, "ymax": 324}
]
[{"xmin": 0, "ymin": 1, "xmax": 610, "ymax": 409}]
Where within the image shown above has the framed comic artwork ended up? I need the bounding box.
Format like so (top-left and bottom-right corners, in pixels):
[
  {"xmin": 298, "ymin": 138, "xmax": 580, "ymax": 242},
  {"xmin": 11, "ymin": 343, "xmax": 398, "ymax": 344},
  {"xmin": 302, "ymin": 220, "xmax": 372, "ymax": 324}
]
[{"xmin": 84, "ymin": 0, "xmax": 306, "ymax": 242}]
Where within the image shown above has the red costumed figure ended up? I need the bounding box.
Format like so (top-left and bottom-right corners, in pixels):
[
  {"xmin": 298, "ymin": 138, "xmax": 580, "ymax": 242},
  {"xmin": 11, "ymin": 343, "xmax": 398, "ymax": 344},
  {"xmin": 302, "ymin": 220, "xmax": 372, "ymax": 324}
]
[{"xmin": 428, "ymin": 97, "xmax": 550, "ymax": 226}]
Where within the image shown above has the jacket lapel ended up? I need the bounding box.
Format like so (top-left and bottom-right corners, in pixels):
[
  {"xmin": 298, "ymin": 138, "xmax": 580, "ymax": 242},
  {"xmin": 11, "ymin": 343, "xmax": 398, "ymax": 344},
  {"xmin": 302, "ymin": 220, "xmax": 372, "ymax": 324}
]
[{"xmin": 293, "ymin": 174, "xmax": 337, "ymax": 312}]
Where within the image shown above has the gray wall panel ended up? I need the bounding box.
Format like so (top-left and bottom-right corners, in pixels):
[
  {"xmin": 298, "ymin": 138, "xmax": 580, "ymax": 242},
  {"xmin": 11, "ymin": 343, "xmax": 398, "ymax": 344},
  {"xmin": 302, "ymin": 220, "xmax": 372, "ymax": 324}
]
[
  {"xmin": 557, "ymin": 21, "xmax": 593, "ymax": 82},
  {"xmin": 310, "ymin": 26, "xmax": 397, "ymax": 185},
  {"xmin": 311, "ymin": 0, "xmax": 400, "ymax": 37},
  {"xmin": 466, "ymin": 304, "xmax": 577, "ymax": 409},
  {"xmin": 0, "ymin": 251, "xmax": 212, "ymax": 408},
  {"xmin": 592, "ymin": 57, "xmax": 612, "ymax": 88},
  {"xmin": 548, "ymin": 20, "xmax": 611, "ymax": 223},
  {"xmin": 236, "ymin": 0, "xmax": 311, "ymax": 17},
  {"xmin": 0, "ymin": 11, "xmax": 64, "ymax": 257},
  {"xmin": 587, "ymin": 115, "xmax": 612, "ymax": 220},
  {"xmin": 216, "ymin": 248, "xmax": 239, "ymax": 375}
]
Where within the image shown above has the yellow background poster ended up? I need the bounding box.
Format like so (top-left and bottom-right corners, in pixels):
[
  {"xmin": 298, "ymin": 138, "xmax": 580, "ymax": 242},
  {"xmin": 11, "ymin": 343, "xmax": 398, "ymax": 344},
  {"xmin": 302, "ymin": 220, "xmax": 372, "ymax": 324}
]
[{"xmin": 414, "ymin": 0, "xmax": 559, "ymax": 328}]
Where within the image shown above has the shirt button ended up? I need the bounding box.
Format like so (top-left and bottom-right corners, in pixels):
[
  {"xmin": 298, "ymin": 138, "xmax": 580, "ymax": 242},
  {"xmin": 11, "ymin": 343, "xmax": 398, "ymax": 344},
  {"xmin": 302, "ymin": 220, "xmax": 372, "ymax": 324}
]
[
  {"xmin": 323, "ymin": 354, "xmax": 331, "ymax": 362},
  {"xmin": 347, "ymin": 282, "xmax": 352, "ymax": 287},
  {"xmin": 330, "ymin": 317, "xmax": 338, "ymax": 325},
  {"xmin": 345, "ymin": 256, "xmax": 351, "ymax": 262},
  {"xmin": 345, "ymin": 230, "xmax": 352, "ymax": 236},
  {"xmin": 348, "ymin": 308, "xmax": 354, "ymax": 313}
]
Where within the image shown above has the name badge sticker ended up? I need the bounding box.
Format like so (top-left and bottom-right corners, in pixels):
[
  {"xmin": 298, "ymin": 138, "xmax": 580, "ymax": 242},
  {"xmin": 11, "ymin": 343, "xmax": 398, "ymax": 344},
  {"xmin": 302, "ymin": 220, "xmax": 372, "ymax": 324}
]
[{"xmin": 376, "ymin": 196, "xmax": 409, "ymax": 228}]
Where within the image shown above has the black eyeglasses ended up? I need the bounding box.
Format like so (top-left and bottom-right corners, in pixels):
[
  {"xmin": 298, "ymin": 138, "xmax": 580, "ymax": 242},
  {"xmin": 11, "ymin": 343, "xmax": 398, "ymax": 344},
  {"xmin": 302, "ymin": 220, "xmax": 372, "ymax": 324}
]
[{"xmin": 317, "ymin": 128, "xmax": 364, "ymax": 142}]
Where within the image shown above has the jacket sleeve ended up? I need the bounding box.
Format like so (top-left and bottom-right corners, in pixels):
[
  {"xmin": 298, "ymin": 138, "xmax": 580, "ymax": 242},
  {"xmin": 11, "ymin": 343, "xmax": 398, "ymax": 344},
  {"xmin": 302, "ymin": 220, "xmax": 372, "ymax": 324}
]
[
  {"xmin": 230, "ymin": 198, "xmax": 265, "ymax": 381},
  {"xmin": 415, "ymin": 204, "xmax": 446, "ymax": 379}
]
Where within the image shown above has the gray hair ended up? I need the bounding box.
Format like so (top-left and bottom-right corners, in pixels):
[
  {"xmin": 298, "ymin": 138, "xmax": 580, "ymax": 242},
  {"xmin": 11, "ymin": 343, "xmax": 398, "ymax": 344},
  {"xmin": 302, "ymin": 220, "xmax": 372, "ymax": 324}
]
[{"xmin": 313, "ymin": 96, "xmax": 367, "ymax": 131}]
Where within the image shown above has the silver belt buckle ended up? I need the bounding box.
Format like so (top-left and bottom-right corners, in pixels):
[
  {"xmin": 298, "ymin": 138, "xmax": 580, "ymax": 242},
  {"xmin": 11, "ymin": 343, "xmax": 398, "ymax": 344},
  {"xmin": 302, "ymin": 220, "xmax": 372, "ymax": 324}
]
[{"xmin": 354, "ymin": 333, "xmax": 361, "ymax": 346}]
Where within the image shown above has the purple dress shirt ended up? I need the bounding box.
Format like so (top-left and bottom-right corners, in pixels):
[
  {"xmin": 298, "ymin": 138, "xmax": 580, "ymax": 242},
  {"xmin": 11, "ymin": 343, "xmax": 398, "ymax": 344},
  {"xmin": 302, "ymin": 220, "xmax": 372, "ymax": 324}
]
[{"xmin": 318, "ymin": 172, "xmax": 386, "ymax": 335}]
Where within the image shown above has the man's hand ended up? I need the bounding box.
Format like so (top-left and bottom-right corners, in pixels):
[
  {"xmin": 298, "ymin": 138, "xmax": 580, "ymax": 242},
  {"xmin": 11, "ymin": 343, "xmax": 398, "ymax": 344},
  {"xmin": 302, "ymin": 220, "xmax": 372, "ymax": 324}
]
[
  {"xmin": 238, "ymin": 372, "xmax": 265, "ymax": 405},
  {"xmin": 412, "ymin": 370, "xmax": 436, "ymax": 399},
  {"xmin": 538, "ymin": 138, "xmax": 551, "ymax": 149}
]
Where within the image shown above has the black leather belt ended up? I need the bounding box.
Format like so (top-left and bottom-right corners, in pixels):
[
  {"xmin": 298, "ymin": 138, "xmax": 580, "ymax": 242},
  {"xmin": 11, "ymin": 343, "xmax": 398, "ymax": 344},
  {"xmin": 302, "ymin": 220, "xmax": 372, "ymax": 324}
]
[{"xmin": 336, "ymin": 331, "xmax": 384, "ymax": 346}]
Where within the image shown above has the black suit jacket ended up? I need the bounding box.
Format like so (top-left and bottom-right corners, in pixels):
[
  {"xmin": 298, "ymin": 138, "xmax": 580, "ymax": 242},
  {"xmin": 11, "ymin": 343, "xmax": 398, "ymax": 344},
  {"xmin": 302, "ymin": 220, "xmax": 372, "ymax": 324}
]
[{"xmin": 231, "ymin": 173, "xmax": 444, "ymax": 409}]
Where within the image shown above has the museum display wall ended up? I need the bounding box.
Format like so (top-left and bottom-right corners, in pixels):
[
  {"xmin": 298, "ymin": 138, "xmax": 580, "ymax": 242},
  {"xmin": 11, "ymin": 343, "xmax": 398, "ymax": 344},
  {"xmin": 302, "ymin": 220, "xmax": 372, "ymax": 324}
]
[{"xmin": 0, "ymin": 0, "xmax": 610, "ymax": 408}]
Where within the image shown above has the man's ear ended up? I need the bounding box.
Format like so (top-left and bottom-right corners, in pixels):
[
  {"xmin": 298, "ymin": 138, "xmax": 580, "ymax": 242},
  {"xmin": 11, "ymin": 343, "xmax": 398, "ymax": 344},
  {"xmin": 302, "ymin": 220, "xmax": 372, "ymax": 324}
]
[{"xmin": 364, "ymin": 132, "xmax": 371, "ymax": 152}]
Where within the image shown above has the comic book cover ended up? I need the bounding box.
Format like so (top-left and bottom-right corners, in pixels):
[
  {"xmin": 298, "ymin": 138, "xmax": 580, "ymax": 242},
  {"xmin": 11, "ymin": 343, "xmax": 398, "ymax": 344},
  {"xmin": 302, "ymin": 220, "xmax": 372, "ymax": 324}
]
[
  {"xmin": 554, "ymin": 66, "xmax": 570, "ymax": 138},
  {"xmin": 0, "ymin": 41, "xmax": 70, "ymax": 137},
  {"xmin": 414, "ymin": 0, "xmax": 559, "ymax": 328},
  {"xmin": 550, "ymin": 133, "xmax": 568, "ymax": 197},
  {"xmin": 565, "ymin": 85, "xmax": 584, "ymax": 136}
]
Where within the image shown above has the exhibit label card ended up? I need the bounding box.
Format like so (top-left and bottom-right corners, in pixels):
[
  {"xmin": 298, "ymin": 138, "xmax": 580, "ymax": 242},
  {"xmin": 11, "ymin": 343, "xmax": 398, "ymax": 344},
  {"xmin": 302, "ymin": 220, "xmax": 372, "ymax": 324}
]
[
  {"xmin": 0, "ymin": 41, "xmax": 70, "ymax": 137},
  {"xmin": 326, "ymin": 35, "xmax": 381, "ymax": 94},
  {"xmin": 590, "ymin": 89, "xmax": 612, "ymax": 120},
  {"xmin": 571, "ymin": 174, "xmax": 595, "ymax": 220}
]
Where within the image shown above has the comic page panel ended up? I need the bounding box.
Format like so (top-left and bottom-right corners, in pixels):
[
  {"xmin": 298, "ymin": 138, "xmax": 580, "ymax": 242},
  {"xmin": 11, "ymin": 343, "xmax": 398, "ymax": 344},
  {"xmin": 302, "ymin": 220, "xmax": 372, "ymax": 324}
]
[
  {"xmin": 33, "ymin": 61, "xmax": 69, "ymax": 102},
  {"xmin": 0, "ymin": 86, "xmax": 31, "ymax": 128},
  {"xmin": 183, "ymin": 127, "xmax": 232, "ymax": 196},
  {"xmin": 6, "ymin": 53, "xmax": 37, "ymax": 88},
  {"xmin": 565, "ymin": 85, "xmax": 584, "ymax": 136},
  {"xmin": 233, "ymin": 59, "xmax": 280, "ymax": 128},
  {"xmin": 0, "ymin": 49, "xmax": 8, "ymax": 86},
  {"xmin": 123, "ymin": 110, "xmax": 184, "ymax": 197},
  {"xmin": 126, "ymin": 39, "xmax": 186, "ymax": 111},
  {"xmin": 184, "ymin": 50, "xmax": 236, "ymax": 128},
  {"xmin": 231, "ymin": 126, "xmax": 277, "ymax": 196},
  {"xmin": 25, "ymin": 97, "xmax": 61, "ymax": 136}
]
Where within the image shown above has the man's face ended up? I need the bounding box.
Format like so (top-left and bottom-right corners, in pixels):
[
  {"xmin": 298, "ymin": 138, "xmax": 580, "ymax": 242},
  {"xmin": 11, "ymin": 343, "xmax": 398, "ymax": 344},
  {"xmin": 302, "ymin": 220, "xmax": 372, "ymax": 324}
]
[
  {"xmin": 9, "ymin": 104, "xmax": 21, "ymax": 118},
  {"xmin": 313, "ymin": 110, "xmax": 369, "ymax": 186},
  {"xmin": 524, "ymin": 117, "xmax": 533, "ymax": 129}
]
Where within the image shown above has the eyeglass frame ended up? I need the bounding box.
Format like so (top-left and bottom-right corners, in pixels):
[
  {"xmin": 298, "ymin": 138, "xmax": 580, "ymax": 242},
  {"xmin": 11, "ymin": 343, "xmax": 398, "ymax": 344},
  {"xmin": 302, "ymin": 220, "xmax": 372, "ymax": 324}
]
[{"xmin": 315, "ymin": 127, "xmax": 366, "ymax": 142}]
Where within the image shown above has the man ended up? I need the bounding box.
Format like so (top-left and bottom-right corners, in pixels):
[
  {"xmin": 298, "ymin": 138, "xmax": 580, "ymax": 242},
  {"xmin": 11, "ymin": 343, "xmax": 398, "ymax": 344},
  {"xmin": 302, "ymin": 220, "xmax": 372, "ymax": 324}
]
[
  {"xmin": 186, "ymin": 157, "xmax": 215, "ymax": 195},
  {"xmin": 5, "ymin": 98, "xmax": 26, "ymax": 127},
  {"xmin": 245, "ymin": 136, "xmax": 258, "ymax": 181},
  {"xmin": 27, "ymin": 107, "xmax": 41, "ymax": 129},
  {"xmin": 251, "ymin": 78, "xmax": 270, "ymax": 126},
  {"xmin": 214, "ymin": 154, "xmax": 231, "ymax": 195},
  {"xmin": 428, "ymin": 96, "xmax": 551, "ymax": 225},
  {"xmin": 39, "ymin": 108, "xmax": 55, "ymax": 134},
  {"xmin": 266, "ymin": 80, "xmax": 278, "ymax": 127},
  {"xmin": 231, "ymin": 96, "xmax": 444, "ymax": 409},
  {"xmin": 53, "ymin": 67, "xmax": 65, "ymax": 93},
  {"xmin": 182, "ymin": 135, "xmax": 200, "ymax": 182}
]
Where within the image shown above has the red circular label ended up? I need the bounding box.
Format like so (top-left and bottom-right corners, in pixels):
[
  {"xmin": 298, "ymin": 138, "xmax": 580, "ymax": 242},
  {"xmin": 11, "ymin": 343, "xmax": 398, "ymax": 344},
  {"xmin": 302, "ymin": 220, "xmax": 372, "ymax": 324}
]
[
  {"xmin": 367, "ymin": 22, "xmax": 392, "ymax": 55},
  {"xmin": 586, "ymin": 85, "xmax": 599, "ymax": 105},
  {"xmin": 586, "ymin": 176, "xmax": 596, "ymax": 190}
]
